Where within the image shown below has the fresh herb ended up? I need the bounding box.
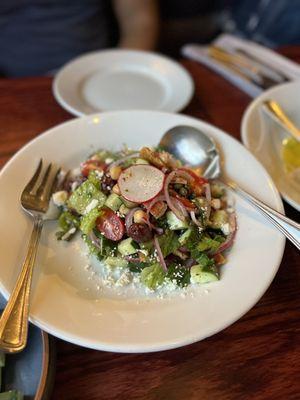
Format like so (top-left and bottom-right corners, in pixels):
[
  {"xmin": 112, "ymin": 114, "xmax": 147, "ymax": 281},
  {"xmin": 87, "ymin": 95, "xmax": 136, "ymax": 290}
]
[
  {"xmin": 167, "ymin": 264, "xmax": 190, "ymax": 287},
  {"xmin": 128, "ymin": 262, "xmax": 149, "ymax": 273}
]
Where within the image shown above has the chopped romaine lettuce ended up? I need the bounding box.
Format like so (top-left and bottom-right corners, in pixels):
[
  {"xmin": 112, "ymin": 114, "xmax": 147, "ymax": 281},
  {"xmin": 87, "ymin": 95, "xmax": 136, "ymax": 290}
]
[
  {"xmin": 140, "ymin": 263, "xmax": 165, "ymax": 289},
  {"xmin": 67, "ymin": 180, "xmax": 106, "ymax": 215},
  {"xmin": 55, "ymin": 211, "xmax": 80, "ymax": 240},
  {"xmin": 157, "ymin": 230, "xmax": 180, "ymax": 257},
  {"xmin": 88, "ymin": 170, "xmax": 101, "ymax": 189},
  {"xmin": 80, "ymin": 207, "xmax": 101, "ymax": 234}
]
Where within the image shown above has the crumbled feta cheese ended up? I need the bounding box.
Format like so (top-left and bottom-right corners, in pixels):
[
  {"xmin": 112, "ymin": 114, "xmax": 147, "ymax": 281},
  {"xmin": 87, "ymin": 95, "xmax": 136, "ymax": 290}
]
[
  {"xmin": 221, "ymin": 223, "xmax": 230, "ymax": 235},
  {"xmin": 94, "ymin": 169, "xmax": 104, "ymax": 178},
  {"xmin": 52, "ymin": 190, "xmax": 68, "ymax": 207},
  {"xmin": 115, "ymin": 271, "xmax": 132, "ymax": 287},
  {"xmin": 84, "ymin": 199, "xmax": 99, "ymax": 214},
  {"xmin": 61, "ymin": 227, "xmax": 76, "ymax": 240},
  {"xmin": 105, "ymin": 157, "xmax": 114, "ymax": 164}
]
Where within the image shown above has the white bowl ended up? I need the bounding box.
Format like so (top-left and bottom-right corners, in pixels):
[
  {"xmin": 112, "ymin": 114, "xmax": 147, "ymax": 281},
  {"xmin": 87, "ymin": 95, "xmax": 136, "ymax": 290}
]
[{"xmin": 241, "ymin": 81, "xmax": 300, "ymax": 211}]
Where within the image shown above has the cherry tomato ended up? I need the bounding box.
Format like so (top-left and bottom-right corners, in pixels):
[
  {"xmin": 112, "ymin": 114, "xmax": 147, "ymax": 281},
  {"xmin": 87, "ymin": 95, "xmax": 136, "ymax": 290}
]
[
  {"xmin": 169, "ymin": 190, "xmax": 196, "ymax": 211},
  {"xmin": 179, "ymin": 168, "xmax": 208, "ymax": 185},
  {"xmin": 96, "ymin": 207, "xmax": 125, "ymax": 241},
  {"xmin": 81, "ymin": 160, "xmax": 106, "ymax": 178}
]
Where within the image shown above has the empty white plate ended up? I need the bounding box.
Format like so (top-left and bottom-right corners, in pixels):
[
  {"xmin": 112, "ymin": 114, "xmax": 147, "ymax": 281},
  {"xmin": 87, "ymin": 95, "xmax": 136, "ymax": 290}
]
[{"xmin": 53, "ymin": 49, "xmax": 194, "ymax": 116}]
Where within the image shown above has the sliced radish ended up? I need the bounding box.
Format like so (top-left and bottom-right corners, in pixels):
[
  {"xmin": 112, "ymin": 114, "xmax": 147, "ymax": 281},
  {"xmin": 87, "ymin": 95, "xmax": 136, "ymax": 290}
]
[{"xmin": 118, "ymin": 165, "xmax": 165, "ymax": 203}]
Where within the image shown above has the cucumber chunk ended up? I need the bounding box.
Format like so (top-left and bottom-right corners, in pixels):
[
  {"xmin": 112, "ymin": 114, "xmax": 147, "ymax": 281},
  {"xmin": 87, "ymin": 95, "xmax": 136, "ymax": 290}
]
[
  {"xmin": 105, "ymin": 193, "xmax": 123, "ymax": 211},
  {"xmin": 118, "ymin": 238, "xmax": 138, "ymax": 256},
  {"xmin": 166, "ymin": 211, "xmax": 189, "ymax": 230},
  {"xmin": 67, "ymin": 180, "xmax": 106, "ymax": 215},
  {"xmin": 178, "ymin": 228, "xmax": 192, "ymax": 245},
  {"xmin": 190, "ymin": 264, "xmax": 219, "ymax": 284}
]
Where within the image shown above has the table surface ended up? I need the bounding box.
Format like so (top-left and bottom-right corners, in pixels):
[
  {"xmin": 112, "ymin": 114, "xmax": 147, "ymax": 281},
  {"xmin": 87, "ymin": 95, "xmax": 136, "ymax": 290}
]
[{"xmin": 0, "ymin": 47, "xmax": 299, "ymax": 400}]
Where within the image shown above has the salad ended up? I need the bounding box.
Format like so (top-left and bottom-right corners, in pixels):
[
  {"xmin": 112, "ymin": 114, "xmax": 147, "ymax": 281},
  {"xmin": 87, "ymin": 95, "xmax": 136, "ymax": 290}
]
[{"xmin": 53, "ymin": 147, "xmax": 236, "ymax": 291}]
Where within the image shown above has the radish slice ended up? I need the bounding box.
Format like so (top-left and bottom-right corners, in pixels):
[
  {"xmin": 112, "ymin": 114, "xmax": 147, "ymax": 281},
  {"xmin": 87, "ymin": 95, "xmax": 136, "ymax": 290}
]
[{"xmin": 118, "ymin": 165, "xmax": 165, "ymax": 203}]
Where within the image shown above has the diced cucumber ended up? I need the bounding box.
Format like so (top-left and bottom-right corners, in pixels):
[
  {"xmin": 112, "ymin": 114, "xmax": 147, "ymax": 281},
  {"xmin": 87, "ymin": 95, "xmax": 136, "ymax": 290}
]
[
  {"xmin": 0, "ymin": 391, "xmax": 23, "ymax": 400},
  {"xmin": 67, "ymin": 180, "xmax": 106, "ymax": 215},
  {"xmin": 118, "ymin": 238, "xmax": 138, "ymax": 256},
  {"xmin": 80, "ymin": 207, "xmax": 101, "ymax": 234},
  {"xmin": 210, "ymin": 210, "xmax": 228, "ymax": 229},
  {"xmin": 166, "ymin": 211, "xmax": 189, "ymax": 230},
  {"xmin": 121, "ymin": 198, "xmax": 138, "ymax": 209},
  {"xmin": 105, "ymin": 193, "xmax": 123, "ymax": 211},
  {"xmin": 190, "ymin": 264, "xmax": 219, "ymax": 284},
  {"xmin": 178, "ymin": 228, "xmax": 192, "ymax": 245},
  {"xmin": 105, "ymin": 257, "xmax": 128, "ymax": 268}
]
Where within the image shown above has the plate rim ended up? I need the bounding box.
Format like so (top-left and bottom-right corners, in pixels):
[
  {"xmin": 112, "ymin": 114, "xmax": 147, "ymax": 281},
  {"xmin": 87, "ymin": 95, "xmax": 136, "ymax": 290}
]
[
  {"xmin": 0, "ymin": 110, "xmax": 285, "ymax": 353},
  {"xmin": 241, "ymin": 80, "xmax": 300, "ymax": 212},
  {"xmin": 52, "ymin": 48, "xmax": 194, "ymax": 117}
]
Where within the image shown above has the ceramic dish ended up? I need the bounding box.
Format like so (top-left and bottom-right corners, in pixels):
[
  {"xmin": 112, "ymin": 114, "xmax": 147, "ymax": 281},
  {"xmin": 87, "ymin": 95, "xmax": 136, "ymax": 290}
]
[
  {"xmin": 241, "ymin": 80, "xmax": 300, "ymax": 211},
  {"xmin": 0, "ymin": 295, "xmax": 54, "ymax": 399},
  {"xmin": 0, "ymin": 111, "xmax": 285, "ymax": 352},
  {"xmin": 53, "ymin": 49, "xmax": 194, "ymax": 116}
]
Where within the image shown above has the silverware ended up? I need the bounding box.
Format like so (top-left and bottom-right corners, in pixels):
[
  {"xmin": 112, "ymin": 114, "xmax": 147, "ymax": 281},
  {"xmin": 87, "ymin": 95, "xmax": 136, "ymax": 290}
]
[
  {"xmin": 262, "ymin": 100, "xmax": 300, "ymax": 141},
  {"xmin": 0, "ymin": 160, "xmax": 60, "ymax": 353},
  {"xmin": 208, "ymin": 46, "xmax": 279, "ymax": 90},
  {"xmin": 236, "ymin": 48, "xmax": 290, "ymax": 83},
  {"xmin": 159, "ymin": 126, "xmax": 300, "ymax": 250}
]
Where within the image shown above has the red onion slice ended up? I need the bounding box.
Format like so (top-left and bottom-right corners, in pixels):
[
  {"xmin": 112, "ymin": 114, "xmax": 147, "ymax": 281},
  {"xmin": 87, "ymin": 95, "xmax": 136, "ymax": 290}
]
[
  {"xmin": 190, "ymin": 210, "xmax": 203, "ymax": 227},
  {"xmin": 154, "ymin": 235, "xmax": 167, "ymax": 272},
  {"xmin": 164, "ymin": 170, "xmax": 192, "ymax": 221},
  {"xmin": 88, "ymin": 230, "xmax": 102, "ymax": 249},
  {"xmin": 204, "ymin": 183, "xmax": 212, "ymax": 220},
  {"xmin": 125, "ymin": 207, "xmax": 141, "ymax": 231},
  {"xmin": 213, "ymin": 213, "xmax": 237, "ymax": 255}
]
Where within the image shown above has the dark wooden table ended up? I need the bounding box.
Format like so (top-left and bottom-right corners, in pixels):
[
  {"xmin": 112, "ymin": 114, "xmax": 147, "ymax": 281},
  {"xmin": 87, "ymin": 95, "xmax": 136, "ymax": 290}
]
[{"xmin": 0, "ymin": 47, "xmax": 299, "ymax": 400}]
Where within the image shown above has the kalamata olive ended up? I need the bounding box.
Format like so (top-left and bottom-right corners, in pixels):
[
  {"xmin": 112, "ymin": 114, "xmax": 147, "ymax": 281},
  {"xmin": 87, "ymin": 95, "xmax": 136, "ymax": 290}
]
[
  {"xmin": 127, "ymin": 223, "xmax": 153, "ymax": 243},
  {"xmin": 101, "ymin": 174, "xmax": 116, "ymax": 194}
]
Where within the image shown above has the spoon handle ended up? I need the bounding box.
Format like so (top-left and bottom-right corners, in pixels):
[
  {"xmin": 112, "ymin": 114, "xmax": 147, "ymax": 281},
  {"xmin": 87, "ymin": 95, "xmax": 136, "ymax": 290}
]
[
  {"xmin": 263, "ymin": 100, "xmax": 300, "ymax": 141},
  {"xmin": 226, "ymin": 180, "xmax": 300, "ymax": 250}
]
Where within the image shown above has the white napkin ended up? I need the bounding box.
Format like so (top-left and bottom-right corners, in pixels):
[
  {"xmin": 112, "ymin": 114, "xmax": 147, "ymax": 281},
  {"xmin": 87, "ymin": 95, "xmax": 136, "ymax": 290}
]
[{"xmin": 182, "ymin": 34, "xmax": 300, "ymax": 98}]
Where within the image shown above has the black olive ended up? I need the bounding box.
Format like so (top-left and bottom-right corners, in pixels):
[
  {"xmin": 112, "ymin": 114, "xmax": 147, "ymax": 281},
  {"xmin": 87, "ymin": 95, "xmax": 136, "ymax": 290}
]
[{"xmin": 127, "ymin": 223, "xmax": 153, "ymax": 243}]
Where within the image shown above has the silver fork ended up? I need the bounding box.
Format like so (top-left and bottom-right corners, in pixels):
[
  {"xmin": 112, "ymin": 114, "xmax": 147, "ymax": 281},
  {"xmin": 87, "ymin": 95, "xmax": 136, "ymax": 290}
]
[{"xmin": 0, "ymin": 159, "xmax": 60, "ymax": 353}]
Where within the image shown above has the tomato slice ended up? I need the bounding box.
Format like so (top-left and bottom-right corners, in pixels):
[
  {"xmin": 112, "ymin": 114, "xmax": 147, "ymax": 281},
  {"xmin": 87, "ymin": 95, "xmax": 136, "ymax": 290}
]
[
  {"xmin": 170, "ymin": 190, "xmax": 196, "ymax": 211},
  {"xmin": 96, "ymin": 207, "xmax": 125, "ymax": 241},
  {"xmin": 179, "ymin": 168, "xmax": 207, "ymax": 184},
  {"xmin": 81, "ymin": 160, "xmax": 106, "ymax": 178}
]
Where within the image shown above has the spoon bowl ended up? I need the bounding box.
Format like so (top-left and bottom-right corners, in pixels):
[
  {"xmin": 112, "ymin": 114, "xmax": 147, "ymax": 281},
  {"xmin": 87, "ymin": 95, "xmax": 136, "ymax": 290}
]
[
  {"xmin": 159, "ymin": 124, "xmax": 300, "ymax": 251},
  {"xmin": 159, "ymin": 125, "xmax": 221, "ymax": 179}
]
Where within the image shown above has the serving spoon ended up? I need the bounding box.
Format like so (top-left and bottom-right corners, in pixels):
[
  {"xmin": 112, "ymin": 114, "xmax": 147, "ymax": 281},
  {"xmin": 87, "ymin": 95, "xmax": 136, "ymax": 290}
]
[{"xmin": 159, "ymin": 125, "xmax": 300, "ymax": 250}]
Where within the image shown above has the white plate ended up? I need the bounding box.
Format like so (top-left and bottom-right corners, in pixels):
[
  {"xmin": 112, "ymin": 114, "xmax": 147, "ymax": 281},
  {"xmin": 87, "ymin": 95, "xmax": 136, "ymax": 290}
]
[
  {"xmin": 241, "ymin": 81, "xmax": 300, "ymax": 212},
  {"xmin": 53, "ymin": 49, "xmax": 194, "ymax": 116},
  {"xmin": 0, "ymin": 111, "xmax": 285, "ymax": 352}
]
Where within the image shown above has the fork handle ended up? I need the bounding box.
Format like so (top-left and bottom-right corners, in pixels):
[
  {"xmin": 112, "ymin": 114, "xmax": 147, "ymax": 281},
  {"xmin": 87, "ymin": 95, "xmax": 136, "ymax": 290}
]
[
  {"xmin": 0, "ymin": 216, "xmax": 43, "ymax": 353},
  {"xmin": 227, "ymin": 181, "xmax": 300, "ymax": 250}
]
